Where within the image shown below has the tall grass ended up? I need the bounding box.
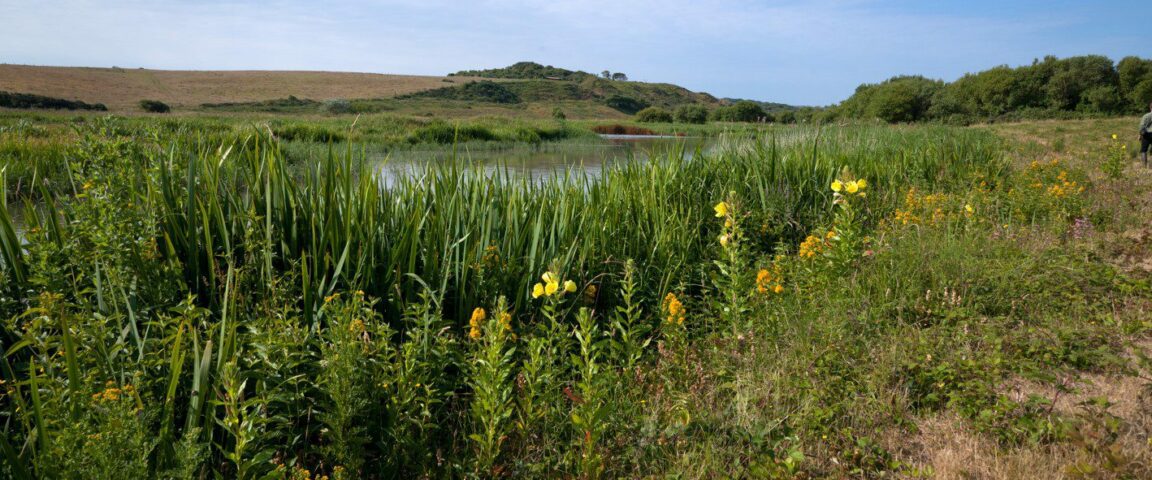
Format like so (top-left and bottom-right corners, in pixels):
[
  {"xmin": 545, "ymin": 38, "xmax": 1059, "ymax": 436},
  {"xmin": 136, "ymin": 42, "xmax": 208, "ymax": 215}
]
[{"xmin": 0, "ymin": 119, "xmax": 1014, "ymax": 478}]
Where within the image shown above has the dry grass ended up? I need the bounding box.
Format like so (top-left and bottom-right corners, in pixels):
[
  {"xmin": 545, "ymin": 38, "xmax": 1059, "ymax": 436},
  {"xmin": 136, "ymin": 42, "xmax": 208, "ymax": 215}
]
[{"xmin": 0, "ymin": 64, "xmax": 494, "ymax": 111}]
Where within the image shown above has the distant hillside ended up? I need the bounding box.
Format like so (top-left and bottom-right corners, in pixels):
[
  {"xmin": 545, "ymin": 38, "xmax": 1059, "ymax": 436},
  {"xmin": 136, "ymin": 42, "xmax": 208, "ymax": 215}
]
[
  {"xmin": 0, "ymin": 65, "xmax": 489, "ymax": 111},
  {"xmin": 0, "ymin": 63, "xmax": 725, "ymax": 118}
]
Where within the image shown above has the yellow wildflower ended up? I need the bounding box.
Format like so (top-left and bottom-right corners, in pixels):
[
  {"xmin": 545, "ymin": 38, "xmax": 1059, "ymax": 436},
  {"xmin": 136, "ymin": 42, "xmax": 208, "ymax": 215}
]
[
  {"xmin": 773, "ymin": 284, "xmax": 784, "ymax": 294},
  {"xmin": 545, "ymin": 281, "xmax": 559, "ymax": 296},
  {"xmin": 719, "ymin": 233, "xmax": 730, "ymax": 247},
  {"xmin": 756, "ymin": 269, "xmax": 771, "ymax": 294},
  {"xmin": 714, "ymin": 201, "xmax": 729, "ymax": 218},
  {"xmin": 564, "ymin": 280, "xmax": 577, "ymax": 293},
  {"xmin": 964, "ymin": 204, "xmax": 974, "ymax": 214},
  {"xmin": 857, "ymin": 179, "xmax": 867, "ymax": 190},
  {"xmin": 1112, "ymin": 133, "xmax": 1118, "ymax": 140},
  {"xmin": 846, "ymin": 180, "xmax": 859, "ymax": 194},
  {"xmin": 663, "ymin": 293, "xmax": 685, "ymax": 325},
  {"xmin": 532, "ymin": 283, "xmax": 545, "ymax": 298},
  {"xmin": 831, "ymin": 180, "xmax": 843, "ymax": 192}
]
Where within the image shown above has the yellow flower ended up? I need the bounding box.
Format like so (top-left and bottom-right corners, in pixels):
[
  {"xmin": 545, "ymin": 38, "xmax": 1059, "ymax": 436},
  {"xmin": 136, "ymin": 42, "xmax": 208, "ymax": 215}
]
[
  {"xmin": 964, "ymin": 204, "xmax": 974, "ymax": 213},
  {"xmin": 470, "ymin": 308, "xmax": 486, "ymax": 327},
  {"xmin": 663, "ymin": 293, "xmax": 685, "ymax": 325},
  {"xmin": 563, "ymin": 280, "xmax": 577, "ymax": 293},
  {"xmin": 831, "ymin": 180, "xmax": 843, "ymax": 192},
  {"xmin": 469, "ymin": 327, "xmax": 481, "ymax": 339},
  {"xmin": 773, "ymin": 284, "xmax": 784, "ymax": 294},
  {"xmin": 714, "ymin": 201, "xmax": 729, "ymax": 218},
  {"xmin": 856, "ymin": 179, "xmax": 867, "ymax": 190},
  {"xmin": 542, "ymin": 271, "xmax": 558, "ymax": 285},
  {"xmin": 846, "ymin": 181, "xmax": 859, "ymax": 194},
  {"xmin": 532, "ymin": 283, "xmax": 545, "ymax": 299},
  {"xmin": 1112, "ymin": 133, "xmax": 1118, "ymax": 140},
  {"xmin": 545, "ymin": 281, "xmax": 559, "ymax": 296},
  {"xmin": 756, "ymin": 269, "xmax": 771, "ymax": 294},
  {"xmin": 719, "ymin": 234, "xmax": 730, "ymax": 247}
]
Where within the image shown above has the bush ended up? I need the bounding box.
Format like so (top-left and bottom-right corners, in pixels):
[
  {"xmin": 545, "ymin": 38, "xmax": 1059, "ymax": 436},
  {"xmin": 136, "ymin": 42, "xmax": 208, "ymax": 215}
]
[
  {"xmin": 0, "ymin": 91, "xmax": 107, "ymax": 111},
  {"xmin": 324, "ymin": 99, "xmax": 352, "ymax": 114},
  {"xmin": 712, "ymin": 101, "xmax": 768, "ymax": 122},
  {"xmin": 674, "ymin": 105, "xmax": 709, "ymax": 124},
  {"xmin": 401, "ymin": 81, "xmax": 521, "ymax": 104},
  {"xmin": 139, "ymin": 100, "xmax": 171, "ymax": 113},
  {"xmin": 604, "ymin": 95, "xmax": 649, "ymax": 115},
  {"xmin": 635, "ymin": 107, "xmax": 673, "ymax": 123},
  {"xmin": 552, "ymin": 107, "xmax": 567, "ymax": 120}
]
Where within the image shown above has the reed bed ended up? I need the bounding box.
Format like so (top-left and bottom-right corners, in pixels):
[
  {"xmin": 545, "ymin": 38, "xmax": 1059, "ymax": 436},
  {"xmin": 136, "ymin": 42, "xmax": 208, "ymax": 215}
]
[{"xmin": 0, "ymin": 119, "xmax": 1023, "ymax": 478}]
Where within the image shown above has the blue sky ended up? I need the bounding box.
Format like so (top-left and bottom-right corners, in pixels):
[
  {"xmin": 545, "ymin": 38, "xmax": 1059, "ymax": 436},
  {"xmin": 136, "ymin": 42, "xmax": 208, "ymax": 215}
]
[{"xmin": 0, "ymin": 0, "xmax": 1145, "ymax": 105}]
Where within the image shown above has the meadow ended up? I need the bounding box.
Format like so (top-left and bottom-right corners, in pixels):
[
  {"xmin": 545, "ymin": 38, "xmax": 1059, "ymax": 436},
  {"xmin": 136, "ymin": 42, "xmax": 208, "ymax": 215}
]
[{"xmin": 0, "ymin": 112, "xmax": 1150, "ymax": 479}]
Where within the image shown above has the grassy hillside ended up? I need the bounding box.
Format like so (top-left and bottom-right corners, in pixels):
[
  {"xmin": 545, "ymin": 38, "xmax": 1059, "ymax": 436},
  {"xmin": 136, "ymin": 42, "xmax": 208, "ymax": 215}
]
[{"xmin": 0, "ymin": 64, "xmax": 491, "ymax": 111}]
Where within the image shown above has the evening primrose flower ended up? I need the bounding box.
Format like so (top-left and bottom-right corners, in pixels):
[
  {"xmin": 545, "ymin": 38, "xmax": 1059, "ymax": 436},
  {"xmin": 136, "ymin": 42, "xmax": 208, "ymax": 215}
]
[
  {"xmin": 1112, "ymin": 133, "xmax": 1118, "ymax": 140},
  {"xmin": 846, "ymin": 181, "xmax": 859, "ymax": 194},
  {"xmin": 964, "ymin": 204, "xmax": 974, "ymax": 213},
  {"xmin": 532, "ymin": 283, "xmax": 545, "ymax": 299},
  {"xmin": 563, "ymin": 280, "xmax": 577, "ymax": 293},
  {"xmin": 831, "ymin": 180, "xmax": 843, "ymax": 192},
  {"xmin": 714, "ymin": 201, "xmax": 730, "ymax": 218}
]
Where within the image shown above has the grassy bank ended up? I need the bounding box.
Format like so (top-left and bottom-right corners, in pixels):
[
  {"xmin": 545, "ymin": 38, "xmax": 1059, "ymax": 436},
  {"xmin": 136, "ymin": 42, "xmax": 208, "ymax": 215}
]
[{"xmin": 1, "ymin": 117, "xmax": 1149, "ymax": 478}]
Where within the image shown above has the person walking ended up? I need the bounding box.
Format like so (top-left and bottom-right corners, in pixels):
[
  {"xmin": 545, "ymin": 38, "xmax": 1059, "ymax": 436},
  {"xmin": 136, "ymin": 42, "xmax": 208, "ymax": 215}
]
[{"xmin": 1142, "ymin": 102, "xmax": 1152, "ymax": 167}]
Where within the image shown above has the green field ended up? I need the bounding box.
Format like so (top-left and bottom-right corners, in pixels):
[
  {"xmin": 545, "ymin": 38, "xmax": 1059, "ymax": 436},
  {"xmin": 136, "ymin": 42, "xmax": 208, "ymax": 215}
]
[{"xmin": 1, "ymin": 111, "xmax": 1151, "ymax": 479}]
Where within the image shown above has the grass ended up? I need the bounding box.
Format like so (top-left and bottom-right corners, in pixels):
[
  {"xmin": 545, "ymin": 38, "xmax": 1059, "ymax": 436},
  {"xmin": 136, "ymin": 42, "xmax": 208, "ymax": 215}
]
[
  {"xmin": 0, "ymin": 64, "xmax": 495, "ymax": 111},
  {"xmin": 0, "ymin": 114, "xmax": 1150, "ymax": 478}
]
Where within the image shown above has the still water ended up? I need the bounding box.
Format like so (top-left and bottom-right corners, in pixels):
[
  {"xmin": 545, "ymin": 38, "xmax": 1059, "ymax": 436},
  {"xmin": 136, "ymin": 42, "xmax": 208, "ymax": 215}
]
[{"xmin": 375, "ymin": 134, "xmax": 714, "ymax": 186}]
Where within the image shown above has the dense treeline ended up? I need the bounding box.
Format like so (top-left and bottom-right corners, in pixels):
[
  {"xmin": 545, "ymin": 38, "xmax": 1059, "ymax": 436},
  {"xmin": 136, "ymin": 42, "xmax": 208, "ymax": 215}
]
[
  {"xmin": 833, "ymin": 55, "xmax": 1152, "ymax": 124},
  {"xmin": 0, "ymin": 91, "xmax": 107, "ymax": 111}
]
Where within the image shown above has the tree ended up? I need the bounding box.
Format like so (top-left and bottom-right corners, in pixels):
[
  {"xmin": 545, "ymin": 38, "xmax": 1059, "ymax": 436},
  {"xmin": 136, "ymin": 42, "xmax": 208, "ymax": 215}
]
[
  {"xmin": 601, "ymin": 70, "xmax": 611, "ymax": 79},
  {"xmin": 612, "ymin": 72, "xmax": 628, "ymax": 82}
]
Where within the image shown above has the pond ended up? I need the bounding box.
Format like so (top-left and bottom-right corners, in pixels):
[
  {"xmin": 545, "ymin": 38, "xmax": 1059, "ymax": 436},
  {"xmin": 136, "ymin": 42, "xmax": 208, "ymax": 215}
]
[
  {"xmin": 1, "ymin": 136, "xmax": 719, "ymax": 236},
  {"xmin": 374, "ymin": 134, "xmax": 715, "ymax": 186}
]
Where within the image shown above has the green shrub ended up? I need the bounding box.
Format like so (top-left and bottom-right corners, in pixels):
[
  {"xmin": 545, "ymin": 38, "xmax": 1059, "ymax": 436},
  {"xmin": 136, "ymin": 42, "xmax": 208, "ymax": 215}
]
[
  {"xmin": 635, "ymin": 107, "xmax": 673, "ymax": 123},
  {"xmin": 0, "ymin": 91, "xmax": 107, "ymax": 111},
  {"xmin": 712, "ymin": 101, "xmax": 767, "ymax": 122},
  {"xmin": 674, "ymin": 105, "xmax": 708, "ymax": 124},
  {"xmin": 604, "ymin": 95, "xmax": 649, "ymax": 114},
  {"xmin": 138, "ymin": 99, "xmax": 171, "ymax": 113}
]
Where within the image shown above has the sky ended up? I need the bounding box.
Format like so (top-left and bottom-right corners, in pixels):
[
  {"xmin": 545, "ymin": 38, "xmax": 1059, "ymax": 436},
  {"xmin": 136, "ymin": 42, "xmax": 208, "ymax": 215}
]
[{"xmin": 0, "ymin": 0, "xmax": 1145, "ymax": 105}]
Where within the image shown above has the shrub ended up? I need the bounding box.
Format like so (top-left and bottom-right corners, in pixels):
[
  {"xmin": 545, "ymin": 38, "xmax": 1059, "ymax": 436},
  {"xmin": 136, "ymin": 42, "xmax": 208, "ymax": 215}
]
[
  {"xmin": 552, "ymin": 107, "xmax": 567, "ymax": 120},
  {"xmin": 712, "ymin": 101, "xmax": 767, "ymax": 122},
  {"xmin": 635, "ymin": 107, "xmax": 673, "ymax": 123},
  {"xmin": 0, "ymin": 91, "xmax": 107, "ymax": 111},
  {"xmin": 674, "ymin": 105, "xmax": 709, "ymax": 124},
  {"xmin": 324, "ymin": 99, "xmax": 352, "ymax": 114},
  {"xmin": 604, "ymin": 95, "xmax": 649, "ymax": 115},
  {"xmin": 139, "ymin": 100, "xmax": 171, "ymax": 113}
]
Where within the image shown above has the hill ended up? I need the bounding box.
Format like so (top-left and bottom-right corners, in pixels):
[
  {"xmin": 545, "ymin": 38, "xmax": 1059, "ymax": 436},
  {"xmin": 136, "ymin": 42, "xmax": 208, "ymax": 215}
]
[
  {"xmin": 0, "ymin": 64, "xmax": 489, "ymax": 111},
  {"xmin": 0, "ymin": 63, "xmax": 724, "ymax": 118}
]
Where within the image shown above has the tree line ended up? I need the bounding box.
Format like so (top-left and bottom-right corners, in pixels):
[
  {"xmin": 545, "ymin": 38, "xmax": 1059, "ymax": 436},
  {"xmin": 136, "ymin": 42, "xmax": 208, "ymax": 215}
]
[{"xmin": 830, "ymin": 55, "xmax": 1152, "ymax": 124}]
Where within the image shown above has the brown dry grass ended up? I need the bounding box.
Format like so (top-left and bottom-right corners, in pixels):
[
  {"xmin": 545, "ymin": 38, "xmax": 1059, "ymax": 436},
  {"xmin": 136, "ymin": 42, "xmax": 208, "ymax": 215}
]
[{"xmin": 0, "ymin": 64, "xmax": 493, "ymax": 111}]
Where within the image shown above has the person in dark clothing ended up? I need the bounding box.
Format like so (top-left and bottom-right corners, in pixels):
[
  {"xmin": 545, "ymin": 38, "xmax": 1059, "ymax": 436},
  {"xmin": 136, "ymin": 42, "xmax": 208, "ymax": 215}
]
[{"xmin": 1141, "ymin": 102, "xmax": 1152, "ymax": 167}]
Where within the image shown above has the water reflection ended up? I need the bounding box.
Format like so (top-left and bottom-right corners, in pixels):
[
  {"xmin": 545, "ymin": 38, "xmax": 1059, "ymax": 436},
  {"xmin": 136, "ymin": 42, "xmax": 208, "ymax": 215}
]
[{"xmin": 375, "ymin": 135, "xmax": 713, "ymax": 186}]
